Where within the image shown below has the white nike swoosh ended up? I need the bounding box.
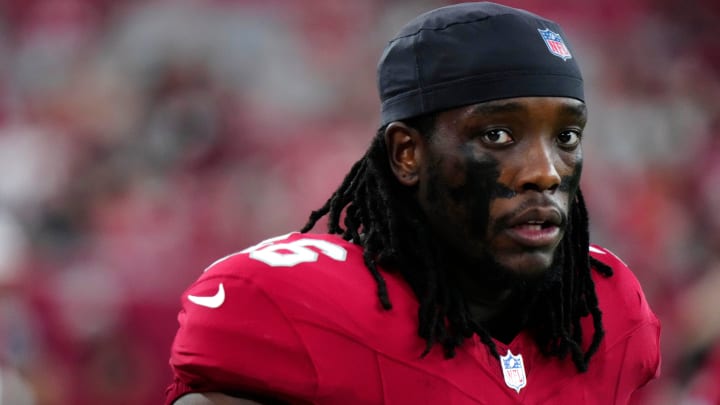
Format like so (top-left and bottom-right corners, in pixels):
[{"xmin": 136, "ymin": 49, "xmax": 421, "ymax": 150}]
[{"xmin": 188, "ymin": 283, "xmax": 225, "ymax": 308}]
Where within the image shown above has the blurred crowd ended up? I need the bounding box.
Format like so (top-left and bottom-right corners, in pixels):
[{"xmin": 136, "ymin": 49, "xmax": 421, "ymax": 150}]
[{"xmin": 0, "ymin": 0, "xmax": 717, "ymax": 404}]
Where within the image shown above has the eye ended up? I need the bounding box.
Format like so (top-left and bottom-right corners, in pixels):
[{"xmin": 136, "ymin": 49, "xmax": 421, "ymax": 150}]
[
  {"xmin": 481, "ymin": 128, "xmax": 514, "ymax": 145},
  {"xmin": 557, "ymin": 130, "xmax": 582, "ymax": 148}
]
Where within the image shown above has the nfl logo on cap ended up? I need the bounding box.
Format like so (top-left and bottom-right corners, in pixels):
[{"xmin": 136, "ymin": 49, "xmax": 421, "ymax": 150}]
[
  {"xmin": 538, "ymin": 28, "xmax": 572, "ymax": 61},
  {"xmin": 500, "ymin": 349, "xmax": 527, "ymax": 393}
]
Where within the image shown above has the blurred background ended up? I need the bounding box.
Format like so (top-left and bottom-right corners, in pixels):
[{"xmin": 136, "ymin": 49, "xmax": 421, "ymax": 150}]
[{"xmin": 0, "ymin": 0, "xmax": 717, "ymax": 404}]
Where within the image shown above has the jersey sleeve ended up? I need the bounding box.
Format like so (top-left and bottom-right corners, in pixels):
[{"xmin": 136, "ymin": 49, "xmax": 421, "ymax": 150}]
[
  {"xmin": 589, "ymin": 245, "xmax": 662, "ymax": 403},
  {"xmin": 165, "ymin": 262, "xmax": 318, "ymax": 404}
]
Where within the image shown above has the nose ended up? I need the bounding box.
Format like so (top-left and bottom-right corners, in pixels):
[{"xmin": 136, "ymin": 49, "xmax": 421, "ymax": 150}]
[{"xmin": 514, "ymin": 143, "xmax": 561, "ymax": 193}]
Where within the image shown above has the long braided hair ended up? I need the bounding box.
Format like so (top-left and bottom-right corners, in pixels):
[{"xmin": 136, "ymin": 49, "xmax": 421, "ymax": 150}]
[{"xmin": 300, "ymin": 114, "xmax": 613, "ymax": 372}]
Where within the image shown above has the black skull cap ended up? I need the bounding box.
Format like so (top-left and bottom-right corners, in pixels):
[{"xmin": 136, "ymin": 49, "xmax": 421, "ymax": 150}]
[{"xmin": 378, "ymin": 2, "xmax": 583, "ymax": 126}]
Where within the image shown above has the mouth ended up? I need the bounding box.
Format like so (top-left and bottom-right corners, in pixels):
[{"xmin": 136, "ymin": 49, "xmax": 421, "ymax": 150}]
[{"xmin": 503, "ymin": 207, "xmax": 564, "ymax": 248}]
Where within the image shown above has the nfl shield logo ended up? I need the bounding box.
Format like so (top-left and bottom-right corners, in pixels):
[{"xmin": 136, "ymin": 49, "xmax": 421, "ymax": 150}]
[
  {"xmin": 537, "ymin": 28, "xmax": 572, "ymax": 61},
  {"xmin": 500, "ymin": 349, "xmax": 527, "ymax": 393}
]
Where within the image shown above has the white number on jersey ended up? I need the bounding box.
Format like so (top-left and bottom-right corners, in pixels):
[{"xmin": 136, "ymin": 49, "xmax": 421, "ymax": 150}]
[{"xmin": 241, "ymin": 234, "xmax": 348, "ymax": 267}]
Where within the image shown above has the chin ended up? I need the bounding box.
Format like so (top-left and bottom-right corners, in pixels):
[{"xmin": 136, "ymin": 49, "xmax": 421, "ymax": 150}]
[{"xmin": 494, "ymin": 249, "xmax": 556, "ymax": 278}]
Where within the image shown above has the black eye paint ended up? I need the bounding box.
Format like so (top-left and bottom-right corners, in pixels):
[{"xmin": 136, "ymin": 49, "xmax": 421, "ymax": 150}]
[
  {"xmin": 490, "ymin": 182, "xmax": 516, "ymax": 199},
  {"xmin": 446, "ymin": 148, "xmax": 506, "ymax": 239},
  {"xmin": 559, "ymin": 160, "xmax": 582, "ymax": 195},
  {"xmin": 423, "ymin": 143, "xmax": 581, "ymax": 249}
]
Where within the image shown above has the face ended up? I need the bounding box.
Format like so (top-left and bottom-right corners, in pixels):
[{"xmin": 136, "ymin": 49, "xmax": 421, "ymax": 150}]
[{"xmin": 387, "ymin": 97, "xmax": 585, "ymax": 277}]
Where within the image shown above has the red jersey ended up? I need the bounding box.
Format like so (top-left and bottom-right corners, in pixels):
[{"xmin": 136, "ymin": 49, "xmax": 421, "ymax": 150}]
[{"xmin": 166, "ymin": 232, "xmax": 660, "ymax": 404}]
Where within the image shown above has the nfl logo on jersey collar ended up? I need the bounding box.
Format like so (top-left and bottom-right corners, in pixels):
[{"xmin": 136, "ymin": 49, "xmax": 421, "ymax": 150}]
[
  {"xmin": 500, "ymin": 349, "xmax": 527, "ymax": 393},
  {"xmin": 538, "ymin": 28, "xmax": 572, "ymax": 61}
]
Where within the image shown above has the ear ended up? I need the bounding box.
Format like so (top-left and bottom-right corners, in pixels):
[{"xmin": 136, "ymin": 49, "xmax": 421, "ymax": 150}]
[{"xmin": 384, "ymin": 122, "xmax": 424, "ymax": 186}]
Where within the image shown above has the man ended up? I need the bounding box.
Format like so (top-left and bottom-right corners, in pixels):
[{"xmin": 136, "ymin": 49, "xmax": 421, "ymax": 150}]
[{"xmin": 166, "ymin": 2, "xmax": 661, "ymax": 404}]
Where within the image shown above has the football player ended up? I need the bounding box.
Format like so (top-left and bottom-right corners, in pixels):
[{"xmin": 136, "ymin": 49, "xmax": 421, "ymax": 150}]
[{"xmin": 166, "ymin": 3, "xmax": 661, "ymax": 404}]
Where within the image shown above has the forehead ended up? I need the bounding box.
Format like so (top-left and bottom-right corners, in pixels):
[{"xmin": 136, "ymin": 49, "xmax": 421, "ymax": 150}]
[{"xmin": 439, "ymin": 96, "xmax": 587, "ymax": 124}]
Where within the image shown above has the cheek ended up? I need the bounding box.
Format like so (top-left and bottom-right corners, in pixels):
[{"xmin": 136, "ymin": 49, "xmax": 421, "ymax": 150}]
[
  {"xmin": 447, "ymin": 153, "xmax": 504, "ymax": 238},
  {"xmin": 559, "ymin": 158, "xmax": 583, "ymax": 195}
]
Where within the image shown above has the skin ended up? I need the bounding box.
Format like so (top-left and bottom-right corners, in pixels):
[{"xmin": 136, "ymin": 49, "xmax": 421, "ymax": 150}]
[{"xmin": 385, "ymin": 96, "xmax": 586, "ymax": 329}]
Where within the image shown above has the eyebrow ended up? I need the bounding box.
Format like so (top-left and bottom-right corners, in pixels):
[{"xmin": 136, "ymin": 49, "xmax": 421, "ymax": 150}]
[
  {"xmin": 467, "ymin": 99, "xmax": 588, "ymax": 122},
  {"xmin": 467, "ymin": 101, "xmax": 527, "ymax": 116},
  {"xmin": 560, "ymin": 103, "xmax": 588, "ymax": 121}
]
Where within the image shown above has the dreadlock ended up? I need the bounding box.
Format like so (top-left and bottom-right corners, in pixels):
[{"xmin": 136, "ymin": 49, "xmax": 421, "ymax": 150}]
[{"xmin": 300, "ymin": 116, "xmax": 614, "ymax": 372}]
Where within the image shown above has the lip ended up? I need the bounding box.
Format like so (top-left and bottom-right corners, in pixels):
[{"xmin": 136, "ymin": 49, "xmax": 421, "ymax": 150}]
[
  {"xmin": 505, "ymin": 224, "xmax": 562, "ymax": 247},
  {"xmin": 503, "ymin": 207, "xmax": 564, "ymax": 248}
]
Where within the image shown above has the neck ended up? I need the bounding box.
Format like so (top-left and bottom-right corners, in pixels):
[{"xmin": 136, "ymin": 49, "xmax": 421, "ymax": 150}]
[
  {"xmin": 441, "ymin": 250, "xmax": 552, "ymax": 344},
  {"xmin": 452, "ymin": 265, "xmax": 516, "ymax": 320},
  {"xmin": 468, "ymin": 284, "xmax": 540, "ymax": 344}
]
